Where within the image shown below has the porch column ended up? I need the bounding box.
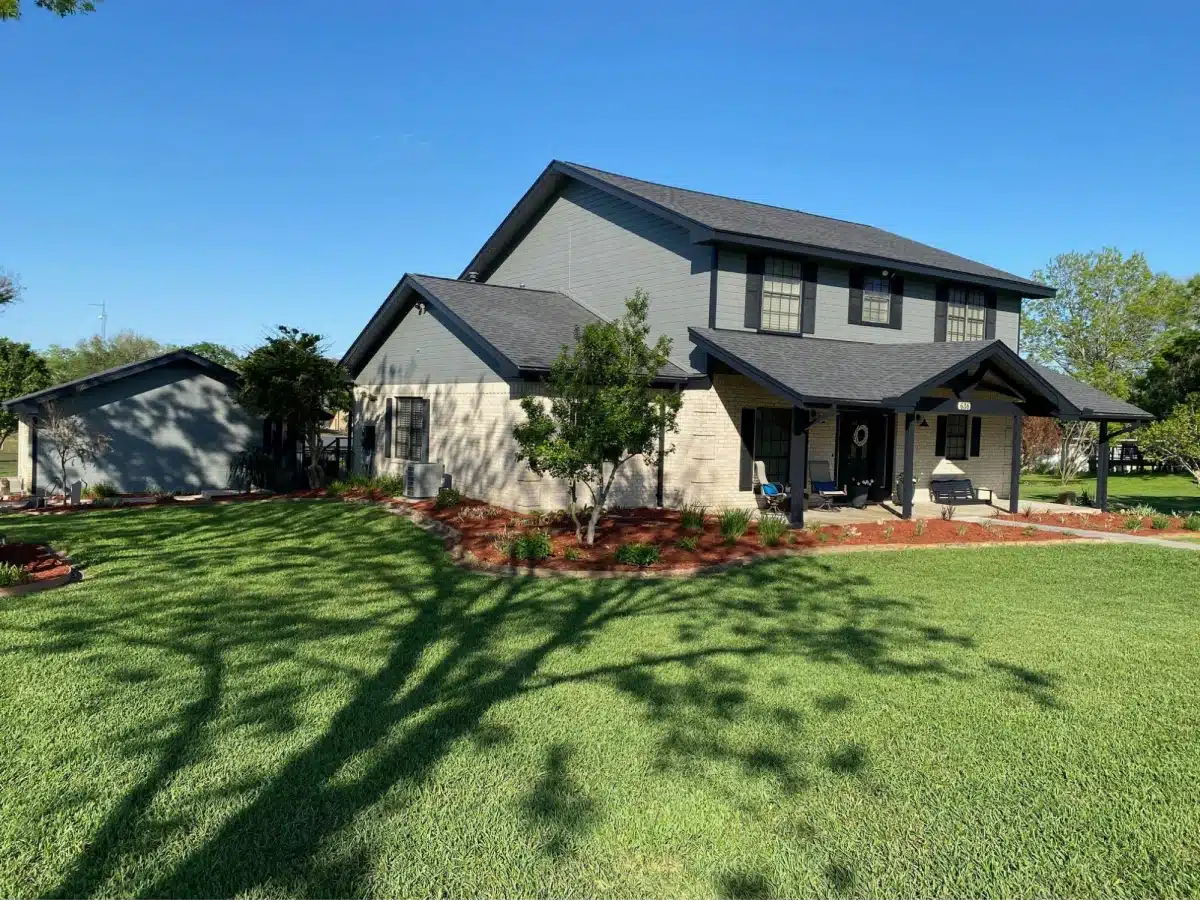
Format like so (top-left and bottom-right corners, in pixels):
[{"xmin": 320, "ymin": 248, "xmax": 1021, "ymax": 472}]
[
  {"xmin": 902, "ymin": 412, "xmax": 916, "ymax": 519},
  {"xmin": 789, "ymin": 406, "xmax": 808, "ymax": 528},
  {"xmin": 1096, "ymin": 421, "xmax": 1109, "ymax": 512},
  {"xmin": 1009, "ymin": 415, "xmax": 1022, "ymax": 514}
]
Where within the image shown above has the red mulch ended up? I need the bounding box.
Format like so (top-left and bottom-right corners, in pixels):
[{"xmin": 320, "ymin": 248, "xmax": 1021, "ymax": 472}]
[
  {"xmin": 0, "ymin": 542, "xmax": 72, "ymax": 582},
  {"xmin": 1000, "ymin": 509, "xmax": 1198, "ymax": 536},
  {"xmin": 412, "ymin": 500, "xmax": 1076, "ymax": 572}
]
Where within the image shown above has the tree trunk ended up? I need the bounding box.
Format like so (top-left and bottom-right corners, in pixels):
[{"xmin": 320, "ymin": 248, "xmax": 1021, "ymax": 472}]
[
  {"xmin": 568, "ymin": 482, "xmax": 583, "ymax": 544},
  {"xmin": 305, "ymin": 423, "xmax": 325, "ymax": 489}
]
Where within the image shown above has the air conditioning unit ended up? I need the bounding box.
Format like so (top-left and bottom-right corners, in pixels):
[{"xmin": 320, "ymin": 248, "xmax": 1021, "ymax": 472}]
[{"xmin": 405, "ymin": 462, "xmax": 445, "ymax": 499}]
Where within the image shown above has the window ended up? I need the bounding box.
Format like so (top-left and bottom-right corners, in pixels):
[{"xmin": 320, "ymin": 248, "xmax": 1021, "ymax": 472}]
[
  {"xmin": 945, "ymin": 414, "xmax": 969, "ymax": 460},
  {"xmin": 761, "ymin": 257, "xmax": 803, "ymax": 332},
  {"xmin": 861, "ymin": 275, "xmax": 891, "ymax": 324},
  {"xmin": 756, "ymin": 408, "xmax": 791, "ymax": 486},
  {"xmin": 392, "ymin": 396, "xmax": 427, "ymax": 461},
  {"xmin": 947, "ymin": 287, "xmax": 987, "ymax": 341}
]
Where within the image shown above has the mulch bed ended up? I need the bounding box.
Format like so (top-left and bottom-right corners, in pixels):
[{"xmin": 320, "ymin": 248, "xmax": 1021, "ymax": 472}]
[
  {"xmin": 412, "ymin": 500, "xmax": 1077, "ymax": 572},
  {"xmin": 0, "ymin": 542, "xmax": 73, "ymax": 583},
  {"xmin": 1000, "ymin": 509, "xmax": 1200, "ymax": 536}
]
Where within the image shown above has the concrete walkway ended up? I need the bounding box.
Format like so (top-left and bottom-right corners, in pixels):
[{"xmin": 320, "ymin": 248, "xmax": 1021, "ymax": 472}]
[{"xmin": 961, "ymin": 515, "xmax": 1200, "ymax": 551}]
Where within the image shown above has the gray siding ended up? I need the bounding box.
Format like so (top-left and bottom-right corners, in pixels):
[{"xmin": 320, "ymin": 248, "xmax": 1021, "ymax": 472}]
[
  {"xmin": 714, "ymin": 252, "xmax": 1022, "ymax": 350},
  {"xmin": 487, "ymin": 181, "xmax": 711, "ymax": 371},
  {"xmin": 355, "ymin": 303, "xmax": 505, "ymax": 389},
  {"xmin": 32, "ymin": 364, "xmax": 258, "ymax": 493}
]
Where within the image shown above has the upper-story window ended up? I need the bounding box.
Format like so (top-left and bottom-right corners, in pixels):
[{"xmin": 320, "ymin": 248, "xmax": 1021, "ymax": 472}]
[
  {"xmin": 947, "ymin": 287, "xmax": 987, "ymax": 341},
  {"xmin": 761, "ymin": 257, "xmax": 803, "ymax": 331},
  {"xmin": 861, "ymin": 275, "xmax": 891, "ymax": 324}
]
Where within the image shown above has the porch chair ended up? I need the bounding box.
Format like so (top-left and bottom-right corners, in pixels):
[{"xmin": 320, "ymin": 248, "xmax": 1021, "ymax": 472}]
[
  {"xmin": 808, "ymin": 460, "xmax": 848, "ymax": 510},
  {"xmin": 752, "ymin": 460, "xmax": 789, "ymax": 515}
]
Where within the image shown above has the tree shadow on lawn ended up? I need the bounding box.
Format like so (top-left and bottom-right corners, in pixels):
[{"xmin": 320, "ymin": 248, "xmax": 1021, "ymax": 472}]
[{"xmin": 0, "ymin": 502, "xmax": 1058, "ymax": 897}]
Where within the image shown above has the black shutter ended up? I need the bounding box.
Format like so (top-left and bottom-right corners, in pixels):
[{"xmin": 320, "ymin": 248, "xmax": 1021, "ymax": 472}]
[
  {"xmin": 801, "ymin": 262, "xmax": 818, "ymax": 334},
  {"xmin": 419, "ymin": 398, "xmax": 430, "ymax": 463},
  {"xmin": 970, "ymin": 416, "xmax": 982, "ymax": 457},
  {"xmin": 889, "ymin": 273, "xmax": 904, "ymax": 330},
  {"xmin": 384, "ymin": 397, "xmax": 393, "ymax": 458},
  {"xmin": 935, "ymin": 284, "xmax": 949, "ymax": 342},
  {"xmin": 744, "ymin": 254, "xmax": 764, "ymax": 329},
  {"xmin": 848, "ymin": 269, "xmax": 864, "ymax": 325},
  {"xmin": 984, "ymin": 290, "xmax": 998, "ymax": 339},
  {"xmin": 739, "ymin": 408, "xmax": 756, "ymax": 490},
  {"xmin": 935, "ymin": 416, "xmax": 947, "ymax": 457}
]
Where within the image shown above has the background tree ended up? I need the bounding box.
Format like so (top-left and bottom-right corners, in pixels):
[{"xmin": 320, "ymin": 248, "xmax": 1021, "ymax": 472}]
[
  {"xmin": 0, "ymin": 0, "xmax": 99, "ymax": 19},
  {"xmin": 1020, "ymin": 416, "xmax": 1062, "ymax": 471},
  {"xmin": 513, "ymin": 289, "xmax": 681, "ymax": 546},
  {"xmin": 44, "ymin": 331, "xmax": 170, "ymax": 383},
  {"xmin": 39, "ymin": 402, "xmax": 111, "ymax": 498},
  {"xmin": 1022, "ymin": 248, "xmax": 1185, "ymax": 400},
  {"xmin": 0, "ymin": 270, "xmax": 20, "ymax": 308},
  {"xmin": 238, "ymin": 327, "xmax": 350, "ymax": 489},
  {"xmin": 1139, "ymin": 395, "xmax": 1200, "ymax": 487},
  {"xmin": 1134, "ymin": 331, "xmax": 1200, "ymax": 418},
  {"xmin": 186, "ymin": 341, "xmax": 243, "ymax": 372},
  {"xmin": 0, "ymin": 339, "xmax": 51, "ymax": 449}
]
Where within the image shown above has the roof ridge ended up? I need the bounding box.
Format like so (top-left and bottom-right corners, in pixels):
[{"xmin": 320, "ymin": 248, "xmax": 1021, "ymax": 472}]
[{"xmin": 409, "ymin": 273, "xmax": 567, "ymax": 296}]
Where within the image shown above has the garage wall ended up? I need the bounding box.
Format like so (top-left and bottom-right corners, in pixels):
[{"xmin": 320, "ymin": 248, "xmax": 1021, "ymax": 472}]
[{"xmin": 32, "ymin": 364, "xmax": 259, "ymax": 494}]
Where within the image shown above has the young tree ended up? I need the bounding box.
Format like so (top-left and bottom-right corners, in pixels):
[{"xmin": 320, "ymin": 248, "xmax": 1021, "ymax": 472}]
[
  {"xmin": 1139, "ymin": 396, "xmax": 1200, "ymax": 487},
  {"xmin": 238, "ymin": 327, "xmax": 350, "ymax": 489},
  {"xmin": 39, "ymin": 403, "xmax": 111, "ymax": 498},
  {"xmin": 513, "ymin": 290, "xmax": 682, "ymax": 546},
  {"xmin": 1020, "ymin": 416, "xmax": 1062, "ymax": 471},
  {"xmin": 1022, "ymin": 248, "xmax": 1185, "ymax": 399},
  {"xmin": 1133, "ymin": 331, "xmax": 1200, "ymax": 419},
  {"xmin": 0, "ymin": 339, "xmax": 51, "ymax": 449},
  {"xmin": 0, "ymin": 0, "xmax": 99, "ymax": 19},
  {"xmin": 45, "ymin": 331, "xmax": 171, "ymax": 383},
  {"xmin": 1054, "ymin": 421, "xmax": 1097, "ymax": 484}
]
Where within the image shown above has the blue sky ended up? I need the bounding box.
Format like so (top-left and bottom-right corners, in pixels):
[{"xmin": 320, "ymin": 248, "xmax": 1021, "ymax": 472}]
[{"xmin": 1, "ymin": 0, "xmax": 1196, "ymax": 357}]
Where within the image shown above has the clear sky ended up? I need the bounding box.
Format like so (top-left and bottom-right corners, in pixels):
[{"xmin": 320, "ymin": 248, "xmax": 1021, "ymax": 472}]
[{"xmin": 2, "ymin": 0, "xmax": 1196, "ymax": 357}]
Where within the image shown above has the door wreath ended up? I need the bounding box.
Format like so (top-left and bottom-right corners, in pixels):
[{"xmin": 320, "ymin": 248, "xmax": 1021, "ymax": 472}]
[{"xmin": 852, "ymin": 423, "xmax": 870, "ymax": 448}]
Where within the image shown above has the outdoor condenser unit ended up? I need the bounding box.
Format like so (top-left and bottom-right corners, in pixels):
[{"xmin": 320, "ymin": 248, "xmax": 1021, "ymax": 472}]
[{"xmin": 404, "ymin": 462, "xmax": 445, "ymax": 499}]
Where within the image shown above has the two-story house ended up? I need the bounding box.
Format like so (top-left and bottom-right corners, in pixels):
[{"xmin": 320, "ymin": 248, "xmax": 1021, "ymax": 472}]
[{"xmin": 340, "ymin": 161, "xmax": 1150, "ymax": 524}]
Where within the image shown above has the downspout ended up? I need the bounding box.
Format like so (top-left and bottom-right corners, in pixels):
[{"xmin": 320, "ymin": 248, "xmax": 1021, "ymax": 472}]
[{"xmin": 29, "ymin": 413, "xmax": 38, "ymax": 497}]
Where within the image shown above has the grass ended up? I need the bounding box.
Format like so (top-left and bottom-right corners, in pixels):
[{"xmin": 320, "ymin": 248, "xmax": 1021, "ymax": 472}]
[
  {"xmin": 0, "ymin": 435, "xmax": 16, "ymax": 478},
  {"xmin": 0, "ymin": 501, "xmax": 1197, "ymax": 898},
  {"xmin": 1022, "ymin": 471, "xmax": 1200, "ymax": 514}
]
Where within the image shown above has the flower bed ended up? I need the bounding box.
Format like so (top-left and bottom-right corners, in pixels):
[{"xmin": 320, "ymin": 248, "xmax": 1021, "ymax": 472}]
[
  {"xmin": 0, "ymin": 542, "xmax": 74, "ymax": 589},
  {"xmin": 1001, "ymin": 509, "xmax": 1200, "ymax": 536},
  {"xmin": 412, "ymin": 500, "xmax": 1076, "ymax": 572}
]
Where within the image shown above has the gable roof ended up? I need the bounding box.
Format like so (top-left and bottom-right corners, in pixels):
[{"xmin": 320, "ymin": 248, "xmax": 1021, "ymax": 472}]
[
  {"xmin": 341, "ymin": 274, "xmax": 691, "ymax": 381},
  {"xmin": 463, "ymin": 161, "xmax": 1055, "ymax": 298},
  {"xmin": 689, "ymin": 328, "xmax": 1152, "ymax": 421},
  {"xmin": 3, "ymin": 349, "xmax": 241, "ymax": 413}
]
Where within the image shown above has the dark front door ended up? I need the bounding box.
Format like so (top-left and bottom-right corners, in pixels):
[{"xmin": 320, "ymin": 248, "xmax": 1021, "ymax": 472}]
[{"xmin": 837, "ymin": 411, "xmax": 893, "ymax": 504}]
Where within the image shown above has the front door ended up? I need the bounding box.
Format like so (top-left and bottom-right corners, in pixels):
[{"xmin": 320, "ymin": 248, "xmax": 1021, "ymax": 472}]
[{"xmin": 837, "ymin": 412, "xmax": 893, "ymax": 503}]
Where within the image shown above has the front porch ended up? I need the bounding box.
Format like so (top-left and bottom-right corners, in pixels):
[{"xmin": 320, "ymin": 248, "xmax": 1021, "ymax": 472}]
[{"xmin": 801, "ymin": 497, "xmax": 1081, "ymax": 526}]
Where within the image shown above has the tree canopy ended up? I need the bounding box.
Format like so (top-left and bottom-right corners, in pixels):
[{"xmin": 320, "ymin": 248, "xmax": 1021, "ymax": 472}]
[
  {"xmin": 513, "ymin": 289, "xmax": 681, "ymax": 546},
  {"xmin": 0, "ymin": 270, "xmax": 20, "ymax": 308},
  {"xmin": 0, "ymin": 338, "xmax": 52, "ymax": 449},
  {"xmin": 1139, "ymin": 395, "xmax": 1200, "ymax": 487},
  {"xmin": 0, "ymin": 0, "xmax": 99, "ymax": 19},
  {"xmin": 186, "ymin": 342, "xmax": 243, "ymax": 372},
  {"xmin": 1133, "ymin": 331, "xmax": 1200, "ymax": 419},
  {"xmin": 44, "ymin": 331, "xmax": 171, "ymax": 384}
]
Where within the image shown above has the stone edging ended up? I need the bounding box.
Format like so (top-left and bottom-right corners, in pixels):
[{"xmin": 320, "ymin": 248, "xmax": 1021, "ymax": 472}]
[{"xmin": 0, "ymin": 545, "xmax": 83, "ymax": 597}]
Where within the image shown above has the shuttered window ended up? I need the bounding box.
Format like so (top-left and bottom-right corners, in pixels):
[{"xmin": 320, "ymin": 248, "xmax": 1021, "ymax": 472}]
[
  {"xmin": 862, "ymin": 275, "xmax": 891, "ymax": 324},
  {"xmin": 761, "ymin": 257, "xmax": 803, "ymax": 332},
  {"xmin": 947, "ymin": 287, "xmax": 987, "ymax": 341},
  {"xmin": 392, "ymin": 397, "xmax": 427, "ymax": 462},
  {"xmin": 945, "ymin": 414, "xmax": 969, "ymax": 460}
]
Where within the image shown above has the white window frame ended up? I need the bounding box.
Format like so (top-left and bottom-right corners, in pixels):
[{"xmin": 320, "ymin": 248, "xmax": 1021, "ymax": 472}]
[
  {"xmin": 862, "ymin": 275, "xmax": 891, "ymax": 325},
  {"xmin": 761, "ymin": 257, "xmax": 803, "ymax": 332},
  {"xmin": 947, "ymin": 287, "xmax": 987, "ymax": 341}
]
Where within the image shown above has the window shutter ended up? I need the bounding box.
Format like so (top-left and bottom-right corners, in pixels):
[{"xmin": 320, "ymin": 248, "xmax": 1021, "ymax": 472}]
[
  {"xmin": 739, "ymin": 408, "xmax": 756, "ymax": 490},
  {"xmin": 934, "ymin": 415, "xmax": 947, "ymax": 457},
  {"xmin": 934, "ymin": 284, "xmax": 949, "ymax": 342},
  {"xmin": 419, "ymin": 398, "xmax": 431, "ymax": 463},
  {"xmin": 744, "ymin": 254, "xmax": 764, "ymax": 329},
  {"xmin": 801, "ymin": 262, "xmax": 818, "ymax": 334},
  {"xmin": 384, "ymin": 397, "xmax": 394, "ymax": 458},
  {"xmin": 984, "ymin": 290, "xmax": 998, "ymax": 339},
  {"xmin": 889, "ymin": 273, "xmax": 904, "ymax": 330},
  {"xmin": 970, "ymin": 416, "xmax": 982, "ymax": 457},
  {"xmin": 848, "ymin": 269, "xmax": 864, "ymax": 325}
]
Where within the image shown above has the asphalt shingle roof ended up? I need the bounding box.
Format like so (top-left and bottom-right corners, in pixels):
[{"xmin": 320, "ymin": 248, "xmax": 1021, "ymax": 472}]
[
  {"xmin": 555, "ymin": 163, "xmax": 1051, "ymax": 294},
  {"xmin": 689, "ymin": 328, "xmax": 1151, "ymax": 420}
]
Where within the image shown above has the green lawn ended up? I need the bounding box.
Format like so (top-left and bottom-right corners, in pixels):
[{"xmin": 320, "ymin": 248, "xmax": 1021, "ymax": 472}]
[
  {"xmin": 1022, "ymin": 471, "xmax": 1200, "ymax": 513},
  {"xmin": 0, "ymin": 436, "xmax": 16, "ymax": 478},
  {"xmin": 1, "ymin": 503, "xmax": 1197, "ymax": 898}
]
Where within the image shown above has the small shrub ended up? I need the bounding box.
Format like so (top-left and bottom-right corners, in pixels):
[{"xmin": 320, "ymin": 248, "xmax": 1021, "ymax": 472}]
[
  {"xmin": 1185, "ymin": 513, "xmax": 1200, "ymax": 532},
  {"xmin": 489, "ymin": 527, "xmax": 518, "ymax": 558},
  {"xmin": 718, "ymin": 508, "xmax": 752, "ymax": 544},
  {"xmin": 614, "ymin": 542, "xmax": 660, "ymax": 566},
  {"xmin": 956, "ymin": 523, "xmax": 969, "ymax": 537},
  {"xmin": 675, "ymin": 535, "xmax": 699, "ymax": 552},
  {"xmin": 757, "ymin": 515, "xmax": 788, "ymax": 547},
  {"xmin": 513, "ymin": 530, "xmax": 553, "ymax": 562},
  {"xmin": 680, "ymin": 503, "xmax": 707, "ymax": 531},
  {"xmin": 563, "ymin": 547, "xmax": 582, "ymax": 561},
  {"xmin": 1123, "ymin": 515, "xmax": 1143, "ymax": 531},
  {"xmin": 815, "ymin": 530, "xmax": 830, "ymax": 543},
  {"xmin": 1021, "ymin": 525, "xmax": 1039, "ymax": 537},
  {"xmin": 0, "ymin": 563, "xmax": 29, "ymax": 587},
  {"xmin": 85, "ymin": 482, "xmax": 118, "ymax": 500},
  {"xmin": 940, "ymin": 504, "xmax": 956, "ymax": 521},
  {"xmin": 1021, "ymin": 503, "xmax": 1034, "ymax": 518},
  {"xmin": 882, "ymin": 524, "xmax": 894, "ymax": 540},
  {"xmin": 1122, "ymin": 503, "xmax": 1158, "ymax": 518},
  {"xmin": 1079, "ymin": 489, "xmax": 1094, "ymax": 508},
  {"xmin": 326, "ymin": 479, "xmax": 350, "ymax": 497},
  {"xmin": 1150, "ymin": 513, "xmax": 1171, "ymax": 530},
  {"xmin": 372, "ymin": 474, "xmax": 407, "ymax": 497},
  {"xmin": 1054, "ymin": 490, "xmax": 1077, "ymax": 506},
  {"xmin": 434, "ymin": 487, "xmax": 463, "ymax": 509},
  {"xmin": 842, "ymin": 525, "xmax": 861, "ymax": 539},
  {"xmin": 913, "ymin": 518, "xmax": 927, "ymax": 537}
]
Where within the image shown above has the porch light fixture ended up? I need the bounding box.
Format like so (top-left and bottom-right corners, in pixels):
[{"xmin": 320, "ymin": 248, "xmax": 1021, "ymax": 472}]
[{"xmin": 415, "ymin": 301, "xmax": 427, "ymax": 315}]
